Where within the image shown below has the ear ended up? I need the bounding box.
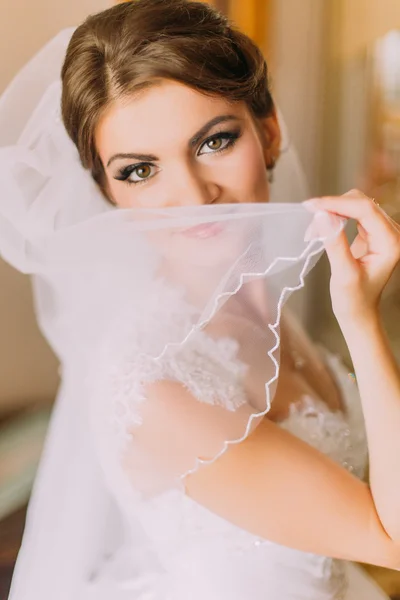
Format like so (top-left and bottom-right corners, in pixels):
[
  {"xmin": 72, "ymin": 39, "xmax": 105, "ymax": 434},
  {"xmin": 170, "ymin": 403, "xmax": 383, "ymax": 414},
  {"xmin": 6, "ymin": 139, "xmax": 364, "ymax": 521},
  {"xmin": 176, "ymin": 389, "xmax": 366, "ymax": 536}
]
[{"xmin": 258, "ymin": 108, "xmax": 282, "ymax": 168}]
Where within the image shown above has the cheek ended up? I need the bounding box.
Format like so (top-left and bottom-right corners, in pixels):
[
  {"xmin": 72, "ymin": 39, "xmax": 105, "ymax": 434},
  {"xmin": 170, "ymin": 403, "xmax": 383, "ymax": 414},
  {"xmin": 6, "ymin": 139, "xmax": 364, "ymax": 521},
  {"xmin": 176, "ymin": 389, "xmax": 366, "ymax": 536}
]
[
  {"xmin": 107, "ymin": 180, "xmax": 155, "ymax": 209},
  {"xmin": 107, "ymin": 178, "xmax": 171, "ymax": 209},
  {"xmin": 222, "ymin": 138, "xmax": 270, "ymax": 202},
  {"xmin": 106, "ymin": 179, "xmax": 132, "ymax": 208}
]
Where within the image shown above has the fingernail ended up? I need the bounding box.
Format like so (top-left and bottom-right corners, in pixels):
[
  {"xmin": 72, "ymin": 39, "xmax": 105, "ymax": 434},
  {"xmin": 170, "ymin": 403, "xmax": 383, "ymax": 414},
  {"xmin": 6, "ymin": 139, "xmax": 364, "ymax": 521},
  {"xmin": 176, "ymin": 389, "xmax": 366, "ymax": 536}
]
[
  {"xmin": 315, "ymin": 212, "xmax": 343, "ymax": 236},
  {"xmin": 302, "ymin": 199, "xmax": 320, "ymax": 211},
  {"xmin": 304, "ymin": 211, "xmax": 343, "ymax": 242}
]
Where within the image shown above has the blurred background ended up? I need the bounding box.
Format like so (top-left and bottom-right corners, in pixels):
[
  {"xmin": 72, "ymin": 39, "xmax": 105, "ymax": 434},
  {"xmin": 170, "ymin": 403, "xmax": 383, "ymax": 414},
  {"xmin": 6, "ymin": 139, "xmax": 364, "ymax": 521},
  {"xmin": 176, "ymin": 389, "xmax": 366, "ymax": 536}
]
[{"xmin": 0, "ymin": 0, "xmax": 400, "ymax": 597}]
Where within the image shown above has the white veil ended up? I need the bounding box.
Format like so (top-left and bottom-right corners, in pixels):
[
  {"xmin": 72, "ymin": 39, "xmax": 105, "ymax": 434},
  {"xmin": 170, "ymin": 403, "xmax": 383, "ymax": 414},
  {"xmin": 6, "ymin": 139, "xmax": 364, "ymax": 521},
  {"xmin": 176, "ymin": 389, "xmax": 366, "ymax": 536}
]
[{"xmin": 0, "ymin": 29, "xmax": 341, "ymax": 600}]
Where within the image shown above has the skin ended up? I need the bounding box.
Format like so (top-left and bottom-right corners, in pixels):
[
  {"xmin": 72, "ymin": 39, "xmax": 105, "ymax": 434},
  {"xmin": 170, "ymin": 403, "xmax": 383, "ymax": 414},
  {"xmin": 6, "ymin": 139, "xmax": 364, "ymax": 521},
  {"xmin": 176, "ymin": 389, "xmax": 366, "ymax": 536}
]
[
  {"xmin": 97, "ymin": 80, "xmax": 280, "ymax": 208},
  {"xmin": 97, "ymin": 83, "xmax": 400, "ymax": 330},
  {"xmin": 96, "ymin": 80, "xmax": 400, "ymax": 570},
  {"xmin": 97, "ymin": 80, "xmax": 342, "ymax": 415}
]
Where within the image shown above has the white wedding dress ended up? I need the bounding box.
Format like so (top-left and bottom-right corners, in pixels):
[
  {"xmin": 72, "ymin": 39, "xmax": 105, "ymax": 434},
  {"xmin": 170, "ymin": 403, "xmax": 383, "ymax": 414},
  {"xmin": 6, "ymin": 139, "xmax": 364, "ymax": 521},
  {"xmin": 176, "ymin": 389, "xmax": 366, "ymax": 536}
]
[
  {"xmin": 81, "ymin": 288, "xmax": 389, "ymax": 600},
  {"xmin": 2, "ymin": 30, "xmax": 390, "ymax": 600}
]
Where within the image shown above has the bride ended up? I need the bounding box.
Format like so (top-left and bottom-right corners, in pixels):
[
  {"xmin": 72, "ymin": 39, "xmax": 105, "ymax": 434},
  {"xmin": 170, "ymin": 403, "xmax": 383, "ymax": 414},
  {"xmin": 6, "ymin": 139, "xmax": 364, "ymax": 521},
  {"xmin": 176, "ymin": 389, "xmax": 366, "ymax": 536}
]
[{"xmin": 2, "ymin": 1, "xmax": 400, "ymax": 599}]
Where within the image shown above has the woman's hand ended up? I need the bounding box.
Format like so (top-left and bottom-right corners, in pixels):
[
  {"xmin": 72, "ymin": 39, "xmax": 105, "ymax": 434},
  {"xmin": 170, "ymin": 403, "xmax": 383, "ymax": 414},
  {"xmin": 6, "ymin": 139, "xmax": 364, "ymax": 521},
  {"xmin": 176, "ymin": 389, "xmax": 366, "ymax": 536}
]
[{"xmin": 304, "ymin": 189, "xmax": 400, "ymax": 331}]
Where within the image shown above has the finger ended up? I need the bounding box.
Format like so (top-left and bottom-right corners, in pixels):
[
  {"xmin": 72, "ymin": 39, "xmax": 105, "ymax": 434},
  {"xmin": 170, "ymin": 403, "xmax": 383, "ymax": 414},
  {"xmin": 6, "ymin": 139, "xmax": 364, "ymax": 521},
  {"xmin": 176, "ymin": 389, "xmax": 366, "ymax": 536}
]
[
  {"xmin": 303, "ymin": 194, "xmax": 378, "ymax": 223},
  {"xmin": 357, "ymin": 222, "xmax": 368, "ymax": 240},
  {"xmin": 309, "ymin": 212, "xmax": 357, "ymax": 276},
  {"xmin": 325, "ymin": 232, "xmax": 357, "ymax": 275},
  {"xmin": 354, "ymin": 214, "xmax": 397, "ymax": 260},
  {"xmin": 350, "ymin": 233, "xmax": 368, "ymax": 260},
  {"xmin": 342, "ymin": 191, "xmax": 400, "ymax": 233},
  {"xmin": 303, "ymin": 195, "xmax": 396, "ymax": 244}
]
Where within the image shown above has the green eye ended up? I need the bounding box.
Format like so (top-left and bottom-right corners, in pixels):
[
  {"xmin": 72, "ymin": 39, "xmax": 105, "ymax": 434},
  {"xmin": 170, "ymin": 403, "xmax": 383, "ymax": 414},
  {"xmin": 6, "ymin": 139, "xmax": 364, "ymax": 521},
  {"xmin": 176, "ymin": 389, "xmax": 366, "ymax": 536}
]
[
  {"xmin": 198, "ymin": 131, "xmax": 240, "ymax": 156},
  {"xmin": 134, "ymin": 165, "xmax": 152, "ymax": 180},
  {"xmin": 206, "ymin": 138, "xmax": 223, "ymax": 151},
  {"xmin": 116, "ymin": 163, "xmax": 158, "ymax": 185}
]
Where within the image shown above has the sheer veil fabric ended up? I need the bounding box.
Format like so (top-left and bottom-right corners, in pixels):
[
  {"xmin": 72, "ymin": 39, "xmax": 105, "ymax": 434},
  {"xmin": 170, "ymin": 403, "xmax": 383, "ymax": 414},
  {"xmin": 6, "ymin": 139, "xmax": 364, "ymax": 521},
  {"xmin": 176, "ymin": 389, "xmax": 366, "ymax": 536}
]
[{"xmin": 0, "ymin": 30, "xmax": 343, "ymax": 599}]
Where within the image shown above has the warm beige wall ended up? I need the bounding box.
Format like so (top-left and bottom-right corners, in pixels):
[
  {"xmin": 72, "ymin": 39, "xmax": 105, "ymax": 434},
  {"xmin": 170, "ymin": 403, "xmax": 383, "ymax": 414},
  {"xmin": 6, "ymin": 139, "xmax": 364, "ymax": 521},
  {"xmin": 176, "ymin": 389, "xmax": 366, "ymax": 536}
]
[
  {"xmin": 338, "ymin": 0, "xmax": 400, "ymax": 59},
  {"xmin": 311, "ymin": 0, "xmax": 400, "ymax": 360},
  {"xmin": 0, "ymin": 0, "xmax": 111, "ymax": 413},
  {"xmin": 0, "ymin": 0, "xmax": 111, "ymax": 94},
  {"xmin": 320, "ymin": 0, "xmax": 400, "ymax": 194},
  {"xmin": 266, "ymin": 0, "xmax": 329, "ymax": 326},
  {"xmin": 269, "ymin": 0, "xmax": 328, "ymax": 197}
]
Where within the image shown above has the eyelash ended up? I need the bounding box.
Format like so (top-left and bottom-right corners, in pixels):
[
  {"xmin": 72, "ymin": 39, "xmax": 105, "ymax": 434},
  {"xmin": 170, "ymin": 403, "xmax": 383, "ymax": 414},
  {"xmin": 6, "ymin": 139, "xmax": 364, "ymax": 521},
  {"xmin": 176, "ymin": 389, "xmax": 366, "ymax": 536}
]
[{"xmin": 114, "ymin": 129, "xmax": 242, "ymax": 186}]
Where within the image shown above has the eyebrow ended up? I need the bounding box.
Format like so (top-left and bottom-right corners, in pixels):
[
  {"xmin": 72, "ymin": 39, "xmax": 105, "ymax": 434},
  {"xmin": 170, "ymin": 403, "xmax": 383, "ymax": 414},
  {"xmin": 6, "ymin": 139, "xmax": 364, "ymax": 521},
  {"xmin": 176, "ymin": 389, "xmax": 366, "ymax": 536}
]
[{"xmin": 106, "ymin": 114, "xmax": 241, "ymax": 168}]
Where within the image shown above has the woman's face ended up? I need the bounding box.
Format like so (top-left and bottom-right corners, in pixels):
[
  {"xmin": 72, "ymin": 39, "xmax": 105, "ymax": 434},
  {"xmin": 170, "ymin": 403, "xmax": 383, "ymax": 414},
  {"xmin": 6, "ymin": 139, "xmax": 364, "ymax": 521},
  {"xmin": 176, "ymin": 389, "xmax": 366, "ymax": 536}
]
[{"xmin": 96, "ymin": 80, "xmax": 281, "ymax": 209}]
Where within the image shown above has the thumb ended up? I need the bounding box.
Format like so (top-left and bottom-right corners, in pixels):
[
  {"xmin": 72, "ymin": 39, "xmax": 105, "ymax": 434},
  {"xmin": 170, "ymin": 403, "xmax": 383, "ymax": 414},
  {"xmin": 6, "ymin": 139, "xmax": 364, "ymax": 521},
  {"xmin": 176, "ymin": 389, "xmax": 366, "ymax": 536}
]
[{"xmin": 307, "ymin": 212, "xmax": 356, "ymax": 276}]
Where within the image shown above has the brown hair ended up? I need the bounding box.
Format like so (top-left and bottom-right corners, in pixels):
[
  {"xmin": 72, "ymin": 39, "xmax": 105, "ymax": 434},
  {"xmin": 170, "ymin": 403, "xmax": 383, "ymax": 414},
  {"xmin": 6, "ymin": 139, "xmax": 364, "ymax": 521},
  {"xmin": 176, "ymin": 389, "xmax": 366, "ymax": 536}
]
[{"xmin": 61, "ymin": 0, "xmax": 274, "ymax": 195}]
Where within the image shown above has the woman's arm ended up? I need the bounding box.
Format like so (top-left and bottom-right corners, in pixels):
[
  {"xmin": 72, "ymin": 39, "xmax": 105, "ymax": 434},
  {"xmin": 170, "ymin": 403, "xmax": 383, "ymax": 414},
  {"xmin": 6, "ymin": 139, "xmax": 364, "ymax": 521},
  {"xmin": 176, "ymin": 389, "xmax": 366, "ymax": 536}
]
[
  {"xmin": 304, "ymin": 190, "xmax": 400, "ymax": 543},
  {"xmin": 133, "ymin": 380, "xmax": 400, "ymax": 570},
  {"xmin": 186, "ymin": 415, "xmax": 400, "ymax": 571},
  {"xmin": 126, "ymin": 191, "xmax": 400, "ymax": 569},
  {"xmin": 345, "ymin": 316, "xmax": 400, "ymax": 543}
]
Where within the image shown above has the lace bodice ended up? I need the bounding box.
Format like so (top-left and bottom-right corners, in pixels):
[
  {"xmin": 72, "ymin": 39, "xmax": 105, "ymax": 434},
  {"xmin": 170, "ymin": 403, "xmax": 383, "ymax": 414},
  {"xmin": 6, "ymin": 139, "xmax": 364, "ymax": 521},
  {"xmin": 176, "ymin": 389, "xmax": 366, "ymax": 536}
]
[
  {"xmin": 89, "ymin": 295, "xmax": 368, "ymax": 600},
  {"xmin": 280, "ymin": 350, "xmax": 367, "ymax": 480},
  {"xmin": 129, "ymin": 350, "xmax": 366, "ymax": 599}
]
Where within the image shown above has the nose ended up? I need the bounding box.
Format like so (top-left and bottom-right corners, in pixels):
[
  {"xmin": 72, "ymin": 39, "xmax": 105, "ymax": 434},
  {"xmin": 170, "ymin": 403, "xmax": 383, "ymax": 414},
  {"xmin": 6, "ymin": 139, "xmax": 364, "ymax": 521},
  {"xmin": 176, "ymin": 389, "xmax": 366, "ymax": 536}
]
[{"xmin": 170, "ymin": 166, "xmax": 221, "ymax": 207}]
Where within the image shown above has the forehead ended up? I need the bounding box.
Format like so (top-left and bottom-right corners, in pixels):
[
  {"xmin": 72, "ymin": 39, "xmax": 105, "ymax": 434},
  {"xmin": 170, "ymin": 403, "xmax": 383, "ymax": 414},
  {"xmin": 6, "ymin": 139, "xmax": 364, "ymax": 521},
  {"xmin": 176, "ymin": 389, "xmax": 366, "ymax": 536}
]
[{"xmin": 96, "ymin": 80, "xmax": 249, "ymax": 156}]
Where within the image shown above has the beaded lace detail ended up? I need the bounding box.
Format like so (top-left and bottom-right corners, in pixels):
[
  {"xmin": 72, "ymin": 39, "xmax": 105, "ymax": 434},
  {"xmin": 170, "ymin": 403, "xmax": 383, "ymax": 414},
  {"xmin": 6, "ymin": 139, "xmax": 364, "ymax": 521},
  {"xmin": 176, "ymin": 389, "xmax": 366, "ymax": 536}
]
[
  {"xmin": 90, "ymin": 281, "xmax": 249, "ymax": 454},
  {"xmin": 90, "ymin": 283, "xmax": 368, "ymax": 600},
  {"xmin": 170, "ymin": 349, "xmax": 365, "ymax": 600}
]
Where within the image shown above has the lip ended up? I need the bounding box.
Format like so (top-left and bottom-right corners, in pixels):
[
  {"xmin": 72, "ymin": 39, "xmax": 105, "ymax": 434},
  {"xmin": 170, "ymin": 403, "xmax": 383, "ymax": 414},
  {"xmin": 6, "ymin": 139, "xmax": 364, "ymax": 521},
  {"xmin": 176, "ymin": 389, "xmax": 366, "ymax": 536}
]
[{"xmin": 180, "ymin": 222, "xmax": 225, "ymax": 239}]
